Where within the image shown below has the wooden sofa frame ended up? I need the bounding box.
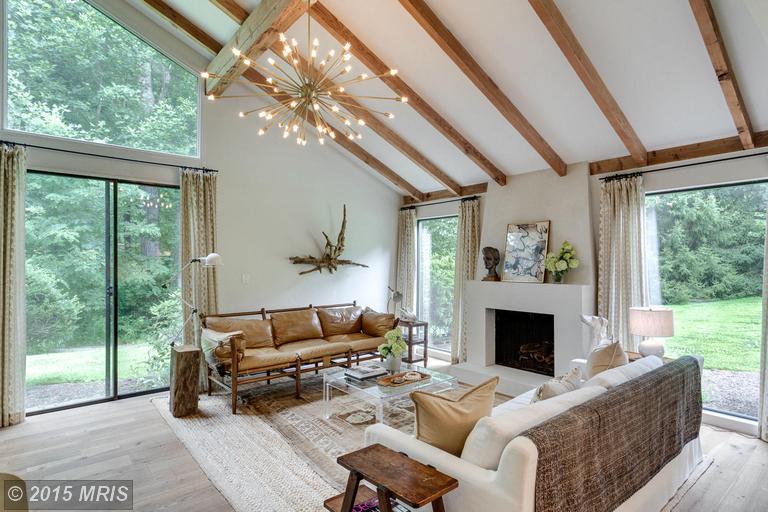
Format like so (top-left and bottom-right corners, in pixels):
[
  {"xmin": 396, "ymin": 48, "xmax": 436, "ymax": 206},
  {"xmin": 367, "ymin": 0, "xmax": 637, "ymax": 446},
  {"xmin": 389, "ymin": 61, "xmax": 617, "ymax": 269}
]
[{"xmin": 202, "ymin": 301, "xmax": 388, "ymax": 413}]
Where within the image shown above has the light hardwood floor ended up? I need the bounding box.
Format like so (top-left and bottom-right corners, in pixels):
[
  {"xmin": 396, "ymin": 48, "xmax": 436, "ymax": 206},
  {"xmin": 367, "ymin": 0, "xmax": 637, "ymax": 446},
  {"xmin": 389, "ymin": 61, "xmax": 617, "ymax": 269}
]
[{"xmin": 1, "ymin": 394, "xmax": 766, "ymax": 511}]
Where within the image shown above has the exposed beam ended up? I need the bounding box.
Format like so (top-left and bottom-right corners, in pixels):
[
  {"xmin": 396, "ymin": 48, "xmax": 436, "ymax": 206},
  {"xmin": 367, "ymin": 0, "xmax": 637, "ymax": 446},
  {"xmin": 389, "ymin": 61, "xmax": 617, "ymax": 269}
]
[
  {"xmin": 210, "ymin": 0, "xmax": 248, "ymax": 24},
  {"xmin": 144, "ymin": 0, "xmax": 223, "ymax": 53},
  {"xmin": 143, "ymin": 0, "xmax": 424, "ymax": 200},
  {"xmin": 689, "ymin": 0, "xmax": 754, "ymax": 149},
  {"xmin": 402, "ymin": 182, "xmax": 488, "ymax": 206},
  {"xmin": 205, "ymin": 0, "xmax": 307, "ymax": 96},
  {"xmin": 312, "ymin": 2, "xmax": 508, "ymax": 186},
  {"xmin": 397, "ymin": 0, "xmax": 567, "ymax": 176},
  {"xmin": 589, "ymin": 130, "xmax": 768, "ymax": 175},
  {"xmin": 271, "ymin": 44, "xmax": 462, "ymax": 195},
  {"xmin": 529, "ymin": 0, "xmax": 647, "ymax": 166}
]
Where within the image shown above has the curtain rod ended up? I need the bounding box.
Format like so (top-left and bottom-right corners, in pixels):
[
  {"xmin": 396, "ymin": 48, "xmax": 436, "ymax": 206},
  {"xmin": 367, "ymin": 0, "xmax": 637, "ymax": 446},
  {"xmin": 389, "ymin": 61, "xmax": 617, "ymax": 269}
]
[
  {"xmin": 400, "ymin": 194, "xmax": 479, "ymax": 210},
  {"xmin": 0, "ymin": 139, "xmax": 218, "ymax": 173},
  {"xmin": 599, "ymin": 148, "xmax": 768, "ymax": 181}
]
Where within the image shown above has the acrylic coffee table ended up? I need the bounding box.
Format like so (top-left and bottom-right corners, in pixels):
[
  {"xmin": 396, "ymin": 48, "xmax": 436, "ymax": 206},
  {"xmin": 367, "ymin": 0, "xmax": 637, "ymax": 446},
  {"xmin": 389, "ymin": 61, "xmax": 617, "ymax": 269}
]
[{"xmin": 323, "ymin": 362, "xmax": 458, "ymax": 424}]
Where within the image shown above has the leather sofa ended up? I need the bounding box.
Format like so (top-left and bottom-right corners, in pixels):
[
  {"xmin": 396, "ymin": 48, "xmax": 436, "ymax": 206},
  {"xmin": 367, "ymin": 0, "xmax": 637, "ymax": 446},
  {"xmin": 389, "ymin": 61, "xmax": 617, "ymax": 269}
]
[{"xmin": 201, "ymin": 302, "xmax": 397, "ymax": 413}]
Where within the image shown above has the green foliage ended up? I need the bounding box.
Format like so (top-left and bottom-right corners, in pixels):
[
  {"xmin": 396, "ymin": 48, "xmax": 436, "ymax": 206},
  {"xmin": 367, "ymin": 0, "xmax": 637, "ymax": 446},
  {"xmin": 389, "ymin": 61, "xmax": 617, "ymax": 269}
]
[
  {"xmin": 648, "ymin": 183, "xmax": 767, "ymax": 304},
  {"xmin": 26, "ymin": 263, "xmax": 83, "ymax": 354},
  {"xmin": 7, "ymin": 0, "xmax": 198, "ymax": 156},
  {"xmin": 418, "ymin": 217, "xmax": 458, "ymax": 343}
]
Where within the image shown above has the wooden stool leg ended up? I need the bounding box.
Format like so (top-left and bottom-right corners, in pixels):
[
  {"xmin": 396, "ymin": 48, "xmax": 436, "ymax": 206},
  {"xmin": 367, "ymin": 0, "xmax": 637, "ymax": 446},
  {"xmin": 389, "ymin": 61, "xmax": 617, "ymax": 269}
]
[
  {"xmin": 266, "ymin": 369, "xmax": 271, "ymax": 384},
  {"xmin": 432, "ymin": 496, "xmax": 446, "ymax": 512},
  {"xmin": 376, "ymin": 488, "xmax": 394, "ymax": 512},
  {"xmin": 339, "ymin": 471, "xmax": 362, "ymax": 512},
  {"xmin": 315, "ymin": 362, "xmax": 319, "ymax": 375},
  {"xmin": 424, "ymin": 326, "xmax": 429, "ymax": 367},
  {"xmin": 207, "ymin": 367, "xmax": 212, "ymax": 396}
]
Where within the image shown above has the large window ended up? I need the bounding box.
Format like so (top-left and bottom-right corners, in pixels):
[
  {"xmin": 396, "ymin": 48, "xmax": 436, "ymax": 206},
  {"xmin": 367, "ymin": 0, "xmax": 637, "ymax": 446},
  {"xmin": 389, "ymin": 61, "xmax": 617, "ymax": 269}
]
[
  {"xmin": 417, "ymin": 217, "xmax": 458, "ymax": 353},
  {"xmin": 5, "ymin": 0, "xmax": 199, "ymax": 156},
  {"xmin": 645, "ymin": 181, "xmax": 767, "ymax": 419},
  {"xmin": 25, "ymin": 172, "xmax": 181, "ymax": 412}
]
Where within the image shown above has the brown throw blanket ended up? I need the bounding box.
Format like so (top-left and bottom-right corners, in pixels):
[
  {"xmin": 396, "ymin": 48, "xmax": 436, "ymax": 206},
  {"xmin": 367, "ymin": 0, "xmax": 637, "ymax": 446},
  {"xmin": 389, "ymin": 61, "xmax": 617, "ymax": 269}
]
[{"xmin": 522, "ymin": 356, "xmax": 702, "ymax": 512}]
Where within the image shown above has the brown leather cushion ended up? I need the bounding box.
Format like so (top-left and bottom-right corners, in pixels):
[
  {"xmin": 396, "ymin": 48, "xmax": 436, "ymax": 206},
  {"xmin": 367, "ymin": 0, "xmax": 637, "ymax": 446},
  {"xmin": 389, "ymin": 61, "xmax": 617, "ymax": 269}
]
[
  {"xmin": 362, "ymin": 308, "xmax": 397, "ymax": 337},
  {"xmin": 324, "ymin": 333, "xmax": 384, "ymax": 353},
  {"xmin": 205, "ymin": 317, "xmax": 274, "ymax": 348},
  {"xmin": 276, "ymin": 339, "xmax": 350, "ymax": 360},
  {"xmin": 239, "ymin": 347, "xmax": 297, "ymax": 371},
  {"xmin": 270, "ymin": 308, "xmax": 324, "ymax": 345},
  {"xmin": 317, "ymin": 306, "xmax": 363, "ymax": 336}
]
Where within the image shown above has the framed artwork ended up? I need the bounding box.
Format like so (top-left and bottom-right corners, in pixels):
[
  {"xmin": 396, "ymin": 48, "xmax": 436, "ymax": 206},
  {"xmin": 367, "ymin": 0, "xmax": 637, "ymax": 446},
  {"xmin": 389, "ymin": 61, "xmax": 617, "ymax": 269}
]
[{"xmin": 502, "ymin": 221, "xmax": 550, "ymax": 283}]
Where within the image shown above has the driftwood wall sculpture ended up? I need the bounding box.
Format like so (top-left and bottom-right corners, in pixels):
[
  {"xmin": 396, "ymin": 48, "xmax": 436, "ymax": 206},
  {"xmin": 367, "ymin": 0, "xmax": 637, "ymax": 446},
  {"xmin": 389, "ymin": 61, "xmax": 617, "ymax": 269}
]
[{"xmin": 289, "ymin": 205, "xmax": 369, "ymax": 275}]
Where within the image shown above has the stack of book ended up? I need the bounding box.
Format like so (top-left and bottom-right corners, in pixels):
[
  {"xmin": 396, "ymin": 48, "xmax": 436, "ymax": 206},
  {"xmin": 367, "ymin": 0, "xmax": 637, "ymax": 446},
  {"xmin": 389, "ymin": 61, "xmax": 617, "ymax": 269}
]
[{"xmin": 344, "ymin": 365, "xmax": 388, "ymax": 382}]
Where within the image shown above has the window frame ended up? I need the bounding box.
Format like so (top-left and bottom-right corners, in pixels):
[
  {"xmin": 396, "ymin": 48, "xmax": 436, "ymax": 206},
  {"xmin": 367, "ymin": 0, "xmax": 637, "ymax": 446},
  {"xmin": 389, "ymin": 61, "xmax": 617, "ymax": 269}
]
[
  {"xmin": 416, "ymin": 214, "xmax": 459, "ymax": 354},
  {"xmin": 0, "ymin": 0, "xmax": 203, "ymax": 162},
  {"xmin": 644, "ymin": 178, "xmax": 768, "ymax": 420}
]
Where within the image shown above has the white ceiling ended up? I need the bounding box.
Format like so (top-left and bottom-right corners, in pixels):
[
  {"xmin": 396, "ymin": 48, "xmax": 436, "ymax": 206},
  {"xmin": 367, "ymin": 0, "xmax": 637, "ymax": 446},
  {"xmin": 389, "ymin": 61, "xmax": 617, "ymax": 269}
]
[{"xmin": 127, "ymin": 0, "xmax": 767, "ymax": 193}]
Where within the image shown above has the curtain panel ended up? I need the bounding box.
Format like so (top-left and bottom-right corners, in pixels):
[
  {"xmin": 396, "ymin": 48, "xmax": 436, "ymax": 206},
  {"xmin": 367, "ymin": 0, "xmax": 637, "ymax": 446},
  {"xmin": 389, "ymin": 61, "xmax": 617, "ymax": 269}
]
[
  {"xmin": 758, "ymin": 210, "xmax": 768, "ymax": 442},
  {"xmin": 451, "ymin": 198, "xmax": 481, "ymax": 364},
  {"xmin": 180, "ymin": 169, "xmax": 219, "ymax": 355},
  {"xmin": 395, "ymin": 208, "xmax": 417, "ymax": 313},
  {"xmin": 0, "ymin": 145, "xmax": 26, "ymax": 427},
  {"xmin": 597, "ymin": 175, "xmax": 649, "ymax": 352}
]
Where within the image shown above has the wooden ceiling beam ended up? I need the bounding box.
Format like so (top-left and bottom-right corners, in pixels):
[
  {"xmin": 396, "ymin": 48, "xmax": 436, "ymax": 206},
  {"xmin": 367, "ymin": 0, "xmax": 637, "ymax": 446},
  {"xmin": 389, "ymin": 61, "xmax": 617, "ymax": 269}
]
[
  {"xmin": 270, "ymin": 43, "xmax": 462, "ymax": 195},
  {"xmin": 397, "ymin": 0, "xmax": 567, "ymax": 176},
  {"xmin": 529, "ymin": 0, "xmax": 647, "ymax": 166},
  {"xmin": 204, "ymin": 0, "xmax": 307, "ymax": 96},
  {"xmin": 689, "ymin": 0, "xmax": 754, "ymax": 149},
  {"xmin": 210, "ymin": 0, "xmax": 248, "ymax": 24},
  {"xmin": 402, "ymin": 182, "xmax": 487, "ymax": 206},
  {"xmin": 144, "ymin": 0, "xmax": 223, "ymax": 53},
  {"xmin": 589, "ymin": 130, "xmax": 768, "ymax": 175},
  {"xmin": 312, "ymin": 2, "xmax": 507, "ymax": 186},
  {"xmin": 144, "ymin": 0, "xmax": 424, "ymax": 201}
]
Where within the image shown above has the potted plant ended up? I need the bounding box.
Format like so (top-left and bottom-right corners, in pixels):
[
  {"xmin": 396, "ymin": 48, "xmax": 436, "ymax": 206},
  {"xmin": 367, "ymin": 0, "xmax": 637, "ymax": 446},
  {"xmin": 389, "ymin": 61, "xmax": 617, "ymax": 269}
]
[
  {"xmin": 545, "ymin": 241, "xmax": 580, "ymax": 283},
  {"xmin": 378, "ymin": 328, "xmax": 408, "ymax": 373}
]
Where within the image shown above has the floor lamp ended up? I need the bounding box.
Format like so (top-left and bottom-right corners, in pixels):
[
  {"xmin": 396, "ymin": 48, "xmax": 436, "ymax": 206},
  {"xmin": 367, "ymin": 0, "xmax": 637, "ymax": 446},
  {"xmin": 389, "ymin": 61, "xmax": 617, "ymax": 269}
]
[{"xmin": 166, "ymin": 252, "xmax": 222, "ymax": 347}]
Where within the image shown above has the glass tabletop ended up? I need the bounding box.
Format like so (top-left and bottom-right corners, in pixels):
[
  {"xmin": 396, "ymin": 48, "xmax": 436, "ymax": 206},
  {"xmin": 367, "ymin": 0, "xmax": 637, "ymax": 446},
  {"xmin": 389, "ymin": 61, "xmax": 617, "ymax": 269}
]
[{"xmin": 324, "ymin": 362, "xmax": 457, "ymax": 400}]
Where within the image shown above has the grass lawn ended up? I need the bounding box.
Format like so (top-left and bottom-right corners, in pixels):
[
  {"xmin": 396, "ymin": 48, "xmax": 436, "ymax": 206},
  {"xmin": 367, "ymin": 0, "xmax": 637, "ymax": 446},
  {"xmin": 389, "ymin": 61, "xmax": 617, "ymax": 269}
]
[
  {"xmin": 666, "ymin": 296, "xmax": 762, "ymax": 372},
  {"xmin": 26, "ymin": 343, "xmax": 157, "ymax": 386}
]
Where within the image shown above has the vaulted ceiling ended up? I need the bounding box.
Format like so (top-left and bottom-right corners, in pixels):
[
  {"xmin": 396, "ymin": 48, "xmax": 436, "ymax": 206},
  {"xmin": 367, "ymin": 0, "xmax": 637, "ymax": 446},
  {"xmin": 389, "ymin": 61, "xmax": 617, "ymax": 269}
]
[{"xmin": 129, "ymin": 0, "xmax": 768, "ymax": 201}]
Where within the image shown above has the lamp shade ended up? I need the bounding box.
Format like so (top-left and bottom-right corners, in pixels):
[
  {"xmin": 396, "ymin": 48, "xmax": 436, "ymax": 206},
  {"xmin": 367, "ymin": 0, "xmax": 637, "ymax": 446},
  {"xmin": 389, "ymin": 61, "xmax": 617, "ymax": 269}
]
[
  {"xmin": 629, "ymin": 307, "xmax": 674, "ymax": 337},
  {"xmin": 200, "ymin": 253, "xmax": 222, "ymax": 267}
]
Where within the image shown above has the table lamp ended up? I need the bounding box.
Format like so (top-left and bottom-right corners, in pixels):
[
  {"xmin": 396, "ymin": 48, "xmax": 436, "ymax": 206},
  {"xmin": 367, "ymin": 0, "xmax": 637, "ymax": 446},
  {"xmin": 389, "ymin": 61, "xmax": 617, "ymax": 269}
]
[{"xmin": 629, "ymin": 306, "xmax": 674, "ymax": 357}]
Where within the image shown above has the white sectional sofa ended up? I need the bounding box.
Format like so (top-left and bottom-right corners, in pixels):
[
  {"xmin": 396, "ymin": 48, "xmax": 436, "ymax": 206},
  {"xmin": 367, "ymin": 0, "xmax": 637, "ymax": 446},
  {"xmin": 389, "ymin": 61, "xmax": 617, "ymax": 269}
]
[{"xmin": 364, "ymin": 356, "xmax": 703, "ymax": 511}]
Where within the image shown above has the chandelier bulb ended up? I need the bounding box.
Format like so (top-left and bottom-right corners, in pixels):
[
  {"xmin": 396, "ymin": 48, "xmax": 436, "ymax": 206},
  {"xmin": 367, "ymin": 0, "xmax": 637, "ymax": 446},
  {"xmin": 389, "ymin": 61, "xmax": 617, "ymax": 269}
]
[
  {"xmin": 258, "ymin": 111, "xmax": 266, "ymax": 118},
  {"xmin": 243, "ymin": 59, "xmax": 251, "ymax": 66},
  {"xmin": 344, "ymin": 65, "xmax": 352, "ymax": 73},
  {"xmin": 338, "ymin": 86, "xmax": 345, "ymax": 92},
  {"xmin": 267, "ymin": 57, "xmax": 276, "ymax": 66},
  {"xmin": 331, "ymin": 105, "xmax": 339, "ymax": 112},
  {"xmin": 267, "ymin": 77, "xmax": 273, "ymax": 84},
  {"xmin": 258, "ymin": 129, "xmax": 265, "ymax": 136},
  {"xmin": 318, "ymin": 138, "xmax": 325, "ymax": 145},
  {"xmin": 343, "ymin": 53, "xmax": 352, "ymax": 61},
  {"xmin": 232, "ymin": 48, "xmax": 241, "ymax": 56},
  {"xmin": 320, "ymin": 59, "xmax": 327, "ymax": 67},
  {"xmin": 266, "ymin": 113, "xmax": 273, "ymax": 120},
  {"xmin": 329, "ymin": 49, "xmax": 336, "ymax": 57},
  {"xmin": 387, "ymin": 113, "xmax": 395, "ymax": 119},
  {"xmin": 291, "ymin": 38, "xmax": 298, "ymax": 47},
  {"xmin": 279, "ymin": 33, "xmax": 287, "ymax": 42},
  {"xmin": 360, "ymin": 73, "xmax": 369, "ymax": 80},
  {"xmin": 348, "ymin": 133, "xmax": 355, "ymax": 140},
  {"xmin": 401, "ymin": 96, "xmax": 409, "ymax": 103},
  {"xmin": 329, "ymin": 131, "xmax": 336, "ymax": 139},
  {"xmin": 344, "ymin": 42, "xmax": 352, "ymax": 51},
  {"xmin": 200, "ymin": 71, "xmax": 210, "ymax": 78},
  {"xmin": 238, "ymin": 112, "xmax": 245, "ymax": 118},
  {"xmin": 207, "ymin": 94, "xmax": 215, "ymax": 101},
  {"xmin": 293, "ymin": 59, "xmax": 299, "ymax": 65},
  {"xmin": 356, "ymin": 134, "xmax": 362, "ymax": 139},
  {"xmin": 313, "ymin": 38, "xmax": 320, "ymax": 47},
  {"xmin": 290, "ymin": 100, "xmax": 298, "ymax": 107},
  {"xmin": 357, "ymin": 119, "xmax": 366, "ymax": 126},
  {"xmin": 311, "ymin": 50, "xmax": 317, "ymax": 58},
  {"xmin": 344, "ymin": 119, "xmax": 351, "ymax": 126},
  {"xmin": 389, "ymin": 69, "xmax": 398, "ymax": 76}
]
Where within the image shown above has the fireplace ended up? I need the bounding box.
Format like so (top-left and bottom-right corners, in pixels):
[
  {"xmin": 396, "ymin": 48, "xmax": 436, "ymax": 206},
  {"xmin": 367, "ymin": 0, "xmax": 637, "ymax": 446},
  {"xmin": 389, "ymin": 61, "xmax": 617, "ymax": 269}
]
[{"xmin": 495, "ymin": 309, "xmax": 555, "ymax": 377}]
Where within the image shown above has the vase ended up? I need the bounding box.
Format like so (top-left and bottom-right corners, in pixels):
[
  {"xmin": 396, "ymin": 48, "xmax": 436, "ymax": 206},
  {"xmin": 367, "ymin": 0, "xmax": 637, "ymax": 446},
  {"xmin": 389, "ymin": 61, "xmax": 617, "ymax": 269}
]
[
  {"xmin": 553, "ymin": 272, "xmax": 565, "ymax": 284},
  {"xmin": 385, "ymin": 354, "xmax": 402, "ymax": 374}
]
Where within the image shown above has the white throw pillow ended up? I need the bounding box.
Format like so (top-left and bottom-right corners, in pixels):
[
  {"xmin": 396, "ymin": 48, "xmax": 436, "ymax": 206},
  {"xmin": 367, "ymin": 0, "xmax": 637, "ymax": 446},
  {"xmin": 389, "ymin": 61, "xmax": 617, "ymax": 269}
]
[
  {"xmin": 461, "ymin": 386, "xmax": 607, "ymax": 470},
  {"xmin": 530, "ymin": 367, "xmax": 582, "ymax": 403},
  {"xmin": 584, "ymin": 355, "xmax": 663, "ymax": 389}
]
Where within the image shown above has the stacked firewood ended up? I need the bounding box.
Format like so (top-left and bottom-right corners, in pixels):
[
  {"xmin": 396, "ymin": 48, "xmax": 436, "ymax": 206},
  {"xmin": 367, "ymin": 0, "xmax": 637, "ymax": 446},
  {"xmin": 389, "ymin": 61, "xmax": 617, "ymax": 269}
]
[{"xmin": 518, "ymin": 341, "xmax": 555, "ymax": 367}]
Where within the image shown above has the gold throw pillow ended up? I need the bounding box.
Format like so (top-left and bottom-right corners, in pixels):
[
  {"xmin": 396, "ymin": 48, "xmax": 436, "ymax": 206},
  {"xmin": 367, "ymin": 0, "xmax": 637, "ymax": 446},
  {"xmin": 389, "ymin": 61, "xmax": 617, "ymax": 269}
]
[
  {"xmin": 586, "ymin": 341, "xmax": 629, "ymax": 378},
  {"xmin": 411, "ymin": 377, "xmax": 499, "ymax": 456}
]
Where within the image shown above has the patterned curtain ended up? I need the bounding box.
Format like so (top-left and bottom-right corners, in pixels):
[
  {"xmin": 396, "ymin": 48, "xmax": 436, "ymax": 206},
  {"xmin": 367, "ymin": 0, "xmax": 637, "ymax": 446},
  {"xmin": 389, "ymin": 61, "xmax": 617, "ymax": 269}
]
[
  {"xmin": 597, "ymin": 175, "xmax": 649, "ymax": 352},
  {"xmin": 395, "ymin": 208, "xmax": 416, "ymax": 313},
  {"xmin": 180, "ymin": 168, "xmax": 218, "ymax": 372},
  {"xmin": 0, "ymin": 145, "xmax": 26, "ymax": 427},
  {"xmin": 451, "ymin": 197, "xmax": 481, "ymax": 364},
  {"xmin": 758, "ymin": 210, "xmax": 768, "ymax": 442}
]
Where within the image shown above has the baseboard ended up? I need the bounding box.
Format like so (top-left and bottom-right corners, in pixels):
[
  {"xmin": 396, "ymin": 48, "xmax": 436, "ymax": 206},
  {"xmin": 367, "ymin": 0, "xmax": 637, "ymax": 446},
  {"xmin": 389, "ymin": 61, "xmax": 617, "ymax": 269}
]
[{"xmin": 702, "ymin": 409, "xmax": 758, "ymax": 436}]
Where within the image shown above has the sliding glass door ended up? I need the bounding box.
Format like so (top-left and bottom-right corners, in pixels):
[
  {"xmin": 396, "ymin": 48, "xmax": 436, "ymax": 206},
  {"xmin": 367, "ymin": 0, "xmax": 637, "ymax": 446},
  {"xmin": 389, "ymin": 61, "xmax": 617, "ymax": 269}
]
[{"xmin": 25, "ymin": 172, "xmax": 180, "ymax": 412}]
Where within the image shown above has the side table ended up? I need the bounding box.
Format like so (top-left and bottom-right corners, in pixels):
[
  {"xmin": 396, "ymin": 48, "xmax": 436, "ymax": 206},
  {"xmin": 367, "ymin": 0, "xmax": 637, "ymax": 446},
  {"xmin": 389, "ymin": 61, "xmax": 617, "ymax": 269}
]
[
  {"xmin": 399, "ymin": 319, "xmax": 429, "ymax": 366},
  {"xmin": 324, "ymin": 443, "xmax": 457, "ymax": 512}
]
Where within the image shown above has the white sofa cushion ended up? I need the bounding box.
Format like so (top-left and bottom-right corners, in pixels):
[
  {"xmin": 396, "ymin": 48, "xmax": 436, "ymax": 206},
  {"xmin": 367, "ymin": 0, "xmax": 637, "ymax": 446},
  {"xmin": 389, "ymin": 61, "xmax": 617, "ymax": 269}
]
[
  {"xmin": 584, "ymin": 355, "xmax": 663, "ymax": 389},
  {"xmin": 461, "ymin": 386, "xmax": 607, "ymax": 470}
]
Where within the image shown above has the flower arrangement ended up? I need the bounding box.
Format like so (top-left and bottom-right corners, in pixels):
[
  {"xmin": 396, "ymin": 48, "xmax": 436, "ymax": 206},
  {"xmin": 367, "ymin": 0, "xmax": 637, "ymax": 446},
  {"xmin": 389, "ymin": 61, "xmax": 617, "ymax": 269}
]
[
  {"xmin": 378, "ymin": 327, "xmax": 408, "ymax": 358},
  {"xmin": 545, "ymin": 241, "xmax": 580, "ymax": 283}
]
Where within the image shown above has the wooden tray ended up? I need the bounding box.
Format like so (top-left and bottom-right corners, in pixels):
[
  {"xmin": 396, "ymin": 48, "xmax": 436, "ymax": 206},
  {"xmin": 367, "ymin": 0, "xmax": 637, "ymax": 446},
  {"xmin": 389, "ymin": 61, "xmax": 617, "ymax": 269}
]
[{"xmin": 377, "ymin": 371, "xmax": 431, "ymax": 387}]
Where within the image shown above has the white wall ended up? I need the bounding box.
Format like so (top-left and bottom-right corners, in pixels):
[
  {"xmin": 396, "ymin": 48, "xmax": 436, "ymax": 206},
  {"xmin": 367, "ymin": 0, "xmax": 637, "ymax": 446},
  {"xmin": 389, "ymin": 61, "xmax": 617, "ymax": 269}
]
[
  {"xmin": 201, "ymin": 89, "xmax": 400, "ymax": 313},
  {"xmin": 478, "ymin": 162, "xmax": 595, "ymax": 286}
]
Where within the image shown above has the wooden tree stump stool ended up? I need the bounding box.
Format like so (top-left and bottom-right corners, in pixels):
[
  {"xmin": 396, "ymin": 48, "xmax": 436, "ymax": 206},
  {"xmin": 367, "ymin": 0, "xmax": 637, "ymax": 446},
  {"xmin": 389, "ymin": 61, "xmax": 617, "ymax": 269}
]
[
  {"xmin": 170, "ymin": 344, "xmax": 200, "ymax": 418},
  {"xmin": 324, "ymin": 443, "xmax": 458, "ymax": 512}
]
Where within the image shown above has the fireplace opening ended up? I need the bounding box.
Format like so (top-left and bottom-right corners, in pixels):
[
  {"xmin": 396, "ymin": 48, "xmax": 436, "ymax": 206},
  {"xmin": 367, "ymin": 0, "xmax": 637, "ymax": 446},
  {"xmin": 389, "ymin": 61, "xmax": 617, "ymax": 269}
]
[{"xmin": 495, "ymin": 309, "xmax": 555, "ymax": 377}]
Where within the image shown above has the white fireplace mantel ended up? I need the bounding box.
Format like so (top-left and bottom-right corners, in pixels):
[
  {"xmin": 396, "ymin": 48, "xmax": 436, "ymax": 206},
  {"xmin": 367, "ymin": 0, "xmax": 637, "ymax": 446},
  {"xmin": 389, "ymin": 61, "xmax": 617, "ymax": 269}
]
[{"xmin": 448, "ymin": 280, "xmax": 595, "ymax": 396}]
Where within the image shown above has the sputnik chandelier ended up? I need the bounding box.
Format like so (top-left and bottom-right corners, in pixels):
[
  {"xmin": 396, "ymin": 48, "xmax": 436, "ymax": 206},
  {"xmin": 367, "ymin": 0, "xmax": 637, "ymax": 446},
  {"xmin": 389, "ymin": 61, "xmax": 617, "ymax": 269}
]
[{"xmin": 202, "ymin": 0, "xmax": 407, "ymax": 146}]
